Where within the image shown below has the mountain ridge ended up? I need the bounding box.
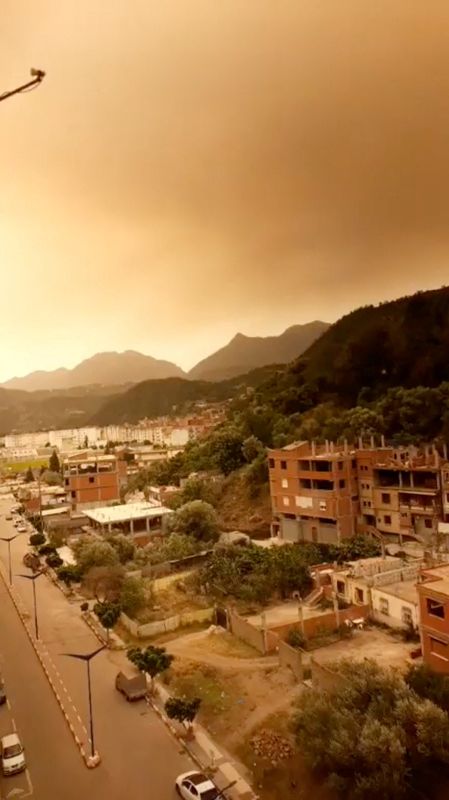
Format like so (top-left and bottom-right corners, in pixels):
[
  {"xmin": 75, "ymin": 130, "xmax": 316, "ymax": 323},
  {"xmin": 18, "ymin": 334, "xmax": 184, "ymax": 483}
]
[
  {"xmin": 2, "ymin": 350, "xmax": 185, "ymax": 392},
  {"xmin": 188, "ymin": 321, "xmax": 329, "ymax": 381}
]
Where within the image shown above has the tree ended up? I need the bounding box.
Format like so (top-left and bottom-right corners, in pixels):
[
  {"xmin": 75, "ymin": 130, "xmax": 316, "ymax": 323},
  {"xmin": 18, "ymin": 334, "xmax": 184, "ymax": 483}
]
[
  {"xmin": 119, "ymin": 576, "xmax": 146, "ymax": 616},
  {"xmin": 40, "ymin": 470, "xmax": 63, "ymax": 486},
  {"xmin": 165, "ymin": 697, "xmax": 201, "ymax": 731},
  {"xmin": 46, "ymin": 554, "xmax": 63, "ymax": 569},
  {"xmin": 29, "ymin": 532, "xmax": 45, "ymax": 547},
  {"xmin": 72, "ymin": 538, "xmax": 120, "ymax": 574},
  {"xmin": 83, "ymin": 565, "xmax": 125, "ymax": 602},
  {"xmin": 127, "ymin": 645, "xmax": 174, "ymax": 691},
  {"xmin": 211, "ymin": 430, "xmax": 245, "ymax": 475},
  {"xmin": 107, "ymin": 534, "xmax": 135, "ymax": 565},
  {"xmin": 294, "ymin": 658, "xmax": 449, "ymax": 799},
  {"xmin": 24, "ymin": 467, "xmax": 34, "ymax": 483},
  {"xmin": 242, "ymin": 435, "xmax": 265, "ymax": 463},
  {"xmin": 405, "ymin": 663, "xmax": 449, "ymax": 713},
  {"xmin": 49, "ymin": 450, "xmax": 60, "ymax": 473},
  {"xmin": 172, "ymin": 500, "xmax": 219, "ymax": 542},
  {"xmin": 57, "ymin": 564, "xmax": 82, "ymax": 587},
  {"xmin": 94, "ymin": 601, "xmax": 121, "ymax": 641}
]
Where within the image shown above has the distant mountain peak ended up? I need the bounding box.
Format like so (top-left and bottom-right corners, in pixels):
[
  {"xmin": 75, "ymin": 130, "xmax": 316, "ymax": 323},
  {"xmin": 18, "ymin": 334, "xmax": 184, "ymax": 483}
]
[{"xmin": 189, "ymin": 321, "xmax": 329, "ymax": 382}]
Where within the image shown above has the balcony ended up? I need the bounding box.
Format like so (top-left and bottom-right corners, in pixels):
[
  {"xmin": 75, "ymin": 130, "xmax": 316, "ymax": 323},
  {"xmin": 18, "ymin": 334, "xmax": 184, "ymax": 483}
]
[{"xmin": 400, "ymin": 503, "xmax": 435, "ymax": 515}]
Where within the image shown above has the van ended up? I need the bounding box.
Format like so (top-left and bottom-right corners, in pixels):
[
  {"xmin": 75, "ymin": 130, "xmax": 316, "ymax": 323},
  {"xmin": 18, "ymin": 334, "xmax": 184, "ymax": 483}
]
[{"xmin": 115, "ymin": 670, "xmax": 147, "ymax": 701}]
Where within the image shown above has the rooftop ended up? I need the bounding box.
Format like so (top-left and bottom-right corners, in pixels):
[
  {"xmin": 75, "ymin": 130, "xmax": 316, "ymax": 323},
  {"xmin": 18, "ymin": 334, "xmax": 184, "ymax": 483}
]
[
  {"xmin": 373, "ymin": 580, "xmax": 418, "ymax": 605},
  {"xmin": 83, "ymin": 502, "xmax": 173, "ymax": 525}
]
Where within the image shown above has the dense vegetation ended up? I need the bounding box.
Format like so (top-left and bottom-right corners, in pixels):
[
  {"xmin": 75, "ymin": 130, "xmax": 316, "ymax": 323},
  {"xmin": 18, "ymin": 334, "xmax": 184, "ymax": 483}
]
[
  {"xmin": 295, "ymin": 658, "xmax": 449, "ymax": 799},
  {"xmin": 197, "ymin": 536, "xmax": 379, "ymax": 603}
]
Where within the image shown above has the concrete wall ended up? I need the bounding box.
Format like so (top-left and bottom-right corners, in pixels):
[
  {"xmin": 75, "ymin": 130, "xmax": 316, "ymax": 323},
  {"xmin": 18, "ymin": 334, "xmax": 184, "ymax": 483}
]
[
  {"xmin": 227, "ymin": 609, "xmax": 267, "ymax": 653},
  {"xmin": 269, "ymin": 604, "xmax": 370, "ymax": 642},
  {"xmin": 278, "ymin": 639, "xmax": 303, "ymax": 680},
  {"xmin": 120, "ymin": 607, "xmax": 214, "ymax": 639}
]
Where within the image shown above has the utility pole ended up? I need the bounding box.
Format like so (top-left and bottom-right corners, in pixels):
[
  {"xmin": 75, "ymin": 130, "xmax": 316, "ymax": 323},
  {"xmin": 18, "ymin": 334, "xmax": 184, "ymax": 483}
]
[{"xmin": 0, "ymin": 69, "xmax": 45, "ymax": 103}]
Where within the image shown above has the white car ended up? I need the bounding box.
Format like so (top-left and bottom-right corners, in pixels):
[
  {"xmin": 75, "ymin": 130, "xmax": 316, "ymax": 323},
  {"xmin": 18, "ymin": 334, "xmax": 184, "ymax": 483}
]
[
  {"xmin": 176, "ymin": 771, "xmax": 219, "ymax": 800},
  {"xmin": 17, "ymin": 525, "xmax": 27, "ymax": 533},
  {"xmin": 1, "ymin": 733, "xmax": 26, "ymax": 776}
]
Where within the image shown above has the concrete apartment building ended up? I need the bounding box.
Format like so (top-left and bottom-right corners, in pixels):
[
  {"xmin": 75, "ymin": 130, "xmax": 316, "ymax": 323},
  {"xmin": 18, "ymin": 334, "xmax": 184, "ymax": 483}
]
[
  {"xmin": 63, "ymin": 453, "xmax": 127, "ymax": 510},
  {"xmin": 269, "ymin": 440, "xmax": 449, "ymax": 547},
  {"xmin": 269, "ymin": 440, "xmax": 359, "ymax": 544},
  {"xmin": 417, "ymin": 564, "xmax": 449, "ymax": 674}
]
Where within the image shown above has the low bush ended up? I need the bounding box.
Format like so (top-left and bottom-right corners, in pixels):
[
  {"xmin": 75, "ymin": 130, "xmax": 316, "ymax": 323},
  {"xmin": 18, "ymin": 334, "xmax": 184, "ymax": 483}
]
[{"xmin": 29, "ymin": 532, "xmax": 45, "ymax": 547}]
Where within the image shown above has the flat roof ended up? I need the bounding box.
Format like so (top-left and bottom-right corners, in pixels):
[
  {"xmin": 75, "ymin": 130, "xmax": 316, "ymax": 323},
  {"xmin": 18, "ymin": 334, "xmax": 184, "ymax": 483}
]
[
  {"xmin": 373, "ymin": 580, "xmax": 418, "ymax": 605},
  {"xmin": 41, "ymin": 506, "xmax": 71, "ymax": 517},
  {"xmin": 83, "ymin": 502, "xmax": 173, "ymax": 525}
]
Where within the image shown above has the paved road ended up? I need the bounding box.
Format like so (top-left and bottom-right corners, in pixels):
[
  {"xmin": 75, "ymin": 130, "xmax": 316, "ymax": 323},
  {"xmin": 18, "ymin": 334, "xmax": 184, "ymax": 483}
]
[{"xmin": 0, "ymin": 496, "xmax": 193, "ymax": 800}]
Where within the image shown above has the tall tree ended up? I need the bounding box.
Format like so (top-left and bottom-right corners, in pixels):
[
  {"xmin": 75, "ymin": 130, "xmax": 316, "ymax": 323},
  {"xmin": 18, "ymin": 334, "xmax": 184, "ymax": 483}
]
[{"xmin": 49, "ymin": 449, "xmax": 60, "ymax": 473}]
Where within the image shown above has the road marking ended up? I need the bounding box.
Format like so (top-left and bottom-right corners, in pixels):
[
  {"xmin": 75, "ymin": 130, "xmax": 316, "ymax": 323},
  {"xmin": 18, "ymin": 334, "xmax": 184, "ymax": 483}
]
[
  {"xmin": 6, "ymin": 698, "xmax": 11, "ymax": 710},
  {"xmin": 24, "ymin": 768, "xmax": 33, "ymax": 797},
  {"xmin": 11, "ymin": 717, "xmax": 16, "ymax": 732},
  {"xmin": 5, "ymin": 787, "xmax": 24, "ymax": 797}
]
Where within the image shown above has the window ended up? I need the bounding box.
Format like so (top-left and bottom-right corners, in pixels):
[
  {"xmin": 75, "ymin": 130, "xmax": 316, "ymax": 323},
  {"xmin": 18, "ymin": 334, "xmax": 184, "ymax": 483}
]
[
  {"xmin": 280, "ymin": 460, "xmax": 287, "ymax": 470},
  {"xmin": 299, "ymin": 478, "xmax": 312, "ymax": 489},
  {"xmin": 384, "ymin": 515, "xmax": 392, "ymax": 525},
  {"xmin": 337, "ymin": 580, "xmax": 345, "ymax": 595},
  {"xmin": 268, "ymin": 458, "xmax": 275, "ymax": 469},
  {"xmin": 430, "ymin": 637, "xmax": 449, "ymax": 660},
  {"xmin": 379, "ymin": 597, "xmax": 389, "ymax": 615},
  {"xmin": 352, "ymin": 459, "xmax": 357, "ymax": 468},
  {"xmin": 424, "ymin": 519, "xmax": 432, "ymax": 529},
  {"xmin": 319, "ymin": 500, "xmax": 326, "ymax": 511},
  {"xmin": 355, "ymin": 588, "xmax": 364, "ymax": 603},
  {"xmin": 283, "ymin": 497, "xmax": 290, "ymax": 507},
  {"xmin": 401, "ymin": 607, "xmax": 412, "ymax": 626},
  {"xmin": 381, "ymin": 493, "xmax": 391, "ymax": 504},
  {"xmin": 89, "ymin": 476, "xmax": 95, "ymax": 484},
  {"xmin": 281, "ymin": 478, "xmax": 288, "ymax": 489},
  {"xmin": 338, "ymin": 461, "xmax": 343, "ymax": 470},
  {"xmin": 427, "ymin": 598, "xmax": 445, "ymax": 619},
  {"xmin": 339, "ymin": 479, "xmax": 346, "ymax": 489},
  {"xmin": 64, "ymin": 478, "xmax": 69, "ymax": 486},
  {"xmin": 71, "ymin": 490, "xmax": 76, "ymax": 499}
]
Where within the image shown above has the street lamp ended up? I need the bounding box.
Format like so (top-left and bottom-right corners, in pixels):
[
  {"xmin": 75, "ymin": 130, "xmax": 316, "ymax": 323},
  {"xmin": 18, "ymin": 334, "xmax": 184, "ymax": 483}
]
[
  {"xmin": 0, "ymin": 68, "xmax": 46, "ymax": 103},
  {"xmin": 0, "ymin": 534, "xmax": 20, "ymax": 585},
  {"xmin": 62, "ymin": 646, "xmax": 105, "ymax": 760},
  {"xmin": 17, "ymin": 571, "xmax": 44, "ymax": 640}
]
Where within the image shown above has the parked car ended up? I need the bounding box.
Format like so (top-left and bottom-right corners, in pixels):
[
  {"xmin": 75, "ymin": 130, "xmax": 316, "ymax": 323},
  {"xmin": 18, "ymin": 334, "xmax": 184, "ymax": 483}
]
[
  {"xmin": 17, "ymin": 525, "xmax": 27, "ymax": 533},
  {"xmin": 1, "ymin": 733, "xmax": 26, "ymax": 776},
  {"xmin": 175, "ymin": 772, "xmax": 219, "ymax": 800},
  {"xmin": 5, "ymin": 516, "xmax": 12, "ymax": 521},
  {"xmin": 115, "ymin": 670, "xmax": 147, "ymax": 701},
  {"xmin": 0, "ymin": 676, "xmax": 6, "ymax": 705}
]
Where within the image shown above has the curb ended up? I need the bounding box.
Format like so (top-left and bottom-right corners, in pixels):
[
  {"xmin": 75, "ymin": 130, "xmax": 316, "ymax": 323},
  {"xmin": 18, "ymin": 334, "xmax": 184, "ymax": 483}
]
[{"xmin": 0, "ymin": 563, "xmax": 98, "ymax": 769}]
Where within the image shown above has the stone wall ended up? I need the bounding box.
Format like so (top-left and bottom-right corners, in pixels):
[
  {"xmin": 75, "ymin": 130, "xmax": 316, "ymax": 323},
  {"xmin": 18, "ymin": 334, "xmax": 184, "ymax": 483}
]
[{"xmin": 227, "ymin": 609, "xmax": 267, "ymax": 653}]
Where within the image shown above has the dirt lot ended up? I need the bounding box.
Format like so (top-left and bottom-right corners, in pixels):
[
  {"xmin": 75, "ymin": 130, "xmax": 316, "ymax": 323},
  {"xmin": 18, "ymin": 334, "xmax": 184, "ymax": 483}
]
[
  {"xmin": 305, "ymin": 625, "xmax": 418, "ymax": 671},
  {"xmin": 163, "ymin": 629, "xmax": 300, "ymax": 748}
]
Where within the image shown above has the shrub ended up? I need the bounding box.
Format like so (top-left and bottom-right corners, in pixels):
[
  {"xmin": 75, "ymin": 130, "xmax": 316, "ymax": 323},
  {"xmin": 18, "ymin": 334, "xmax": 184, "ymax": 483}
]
[
  {"xmin": 57, "ymin": 564, "xmax": 82, "ymax": 586},
  {"xmin": 120, "ymin": 576, "xmax": 146, "ymax": 616},
  {"xmin": 286, "ymin": 628, "xmax": 306, "ymax": 649},
  {"xmin": 80, "ymin": 602, "xmax": 89, "ymax": 612}
]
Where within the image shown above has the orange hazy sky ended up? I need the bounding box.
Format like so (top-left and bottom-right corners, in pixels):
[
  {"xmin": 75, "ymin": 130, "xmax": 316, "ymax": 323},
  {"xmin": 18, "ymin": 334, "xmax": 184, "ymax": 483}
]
[{"xmin": 2, "ymin": 1, "xmax": 449, "ymax": 381}]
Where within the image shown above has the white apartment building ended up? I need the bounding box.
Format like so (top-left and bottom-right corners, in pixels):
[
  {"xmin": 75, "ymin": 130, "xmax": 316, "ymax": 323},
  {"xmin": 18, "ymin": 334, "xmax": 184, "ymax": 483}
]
[{"xmin": 5, "ymin": 432, "xmax": 49, "ymax": 449}]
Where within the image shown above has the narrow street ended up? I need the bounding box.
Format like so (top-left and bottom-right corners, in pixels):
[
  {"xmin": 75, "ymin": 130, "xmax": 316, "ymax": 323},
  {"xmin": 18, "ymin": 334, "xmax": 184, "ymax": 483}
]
[{"xmin": 0, "ymin": 496, "xmax": 193, "ymax": 800}]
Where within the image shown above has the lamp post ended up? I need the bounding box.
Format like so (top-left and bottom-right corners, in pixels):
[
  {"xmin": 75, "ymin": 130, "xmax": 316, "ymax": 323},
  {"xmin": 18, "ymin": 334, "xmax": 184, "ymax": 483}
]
[
  {"xmin": 0, "ymin": 69, "xmax": 45, "ymax": 103},
  {"xmin": 0, "ymin": 534, "xmax": 20, "ymax": 585},
  {"xmin": 63, "ymin": 646, "xmax": 105, "ymax": 760},
  {"xmin": 17, "ymin": 571, "xmax": 44, "ymax": 640}
]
